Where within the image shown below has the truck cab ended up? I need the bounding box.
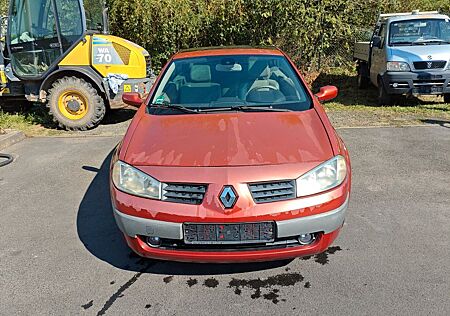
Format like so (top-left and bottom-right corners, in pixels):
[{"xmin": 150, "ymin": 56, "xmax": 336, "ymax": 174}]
[{"xmin": 354, "ymin": 11, "xmax": 450, "ymax": 105}]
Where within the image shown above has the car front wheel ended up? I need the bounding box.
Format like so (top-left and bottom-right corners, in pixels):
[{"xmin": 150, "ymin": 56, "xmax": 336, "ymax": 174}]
[
  {"xmin": 444, "ymin": 94, "xmax": 450, "ymax": 104},
  {"xmin": 377, "ymin": 79, "xmax": 392, "ymax": 106}
]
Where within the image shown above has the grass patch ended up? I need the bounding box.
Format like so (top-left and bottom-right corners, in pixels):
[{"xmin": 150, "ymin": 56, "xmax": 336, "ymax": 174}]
[
  {"xmin": 0, "ymin": 105, "xmax": 59, "ymax": 136},
  {"xmin": 1, "ymin": 68, "xmax": 449, "ymax": 136},
  {"xmin": 314, "ymin": 67, "xmax": 450, "ymax": 128}
]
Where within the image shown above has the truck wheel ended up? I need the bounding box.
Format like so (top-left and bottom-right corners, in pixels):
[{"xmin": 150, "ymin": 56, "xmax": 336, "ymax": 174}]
[
  {"xmin": 357, "ymin": 64, "xmax": 369, "ymax": 89},
  {"xmin": 47, "ymin": 77, "xmax": 106, "ymax": 131},
  {"xmin": 377, "ymin": 79, "xmax": 392, "ymax": 106},
  {"xmin": 444, "ymin": 94, "xmax": 450, "ymax": 104}
]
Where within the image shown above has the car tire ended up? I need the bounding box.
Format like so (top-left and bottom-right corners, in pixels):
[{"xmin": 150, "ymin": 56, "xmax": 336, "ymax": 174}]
[
  {"xmin": 47, "ymin": 76, "xmax": 106, "ymax": 131},
  {"xmin": 357, "ymin": 63, "xmax": 369, "ymax": 89},
  {"xmin": 377, "ymin": 78, "xmax": 392, "ymax": 106},
  {"xmin": 444, "ymin": 94, "xmax": 450, "ymax": 104}
]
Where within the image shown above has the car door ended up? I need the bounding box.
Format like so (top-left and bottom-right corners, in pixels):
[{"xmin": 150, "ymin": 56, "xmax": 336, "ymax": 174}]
[{"xmin": 370, "ymin": 23, "xmax": 387, "ymax": 86}]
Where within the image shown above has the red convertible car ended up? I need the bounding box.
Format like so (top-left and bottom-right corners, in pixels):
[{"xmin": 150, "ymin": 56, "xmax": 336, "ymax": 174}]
[{"xmin": 110, "ymin": 47, "xmax": 351, "ymax": 263}]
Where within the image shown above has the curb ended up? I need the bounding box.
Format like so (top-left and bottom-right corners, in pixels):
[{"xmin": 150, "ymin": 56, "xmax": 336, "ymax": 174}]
[
  {"xmin": 336, "ymin": 122, "xmax": 450, "ymax": 130},
  {"xmin": 0, "ymin": 130, "xmax": 26, "ymax": 151}
]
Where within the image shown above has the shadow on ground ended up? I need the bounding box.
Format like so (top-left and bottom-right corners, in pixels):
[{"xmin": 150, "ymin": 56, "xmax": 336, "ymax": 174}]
[
  {"xmin": 77, "ymin": 152, "xmax": 290, "ymax": 275},
  {"xmin": 421, "ymin": 118, "xmax": 450, "ymax": 128},
  {"xmin": 101, "ymin": 108, "xmax": 136, "ymax": 125}
]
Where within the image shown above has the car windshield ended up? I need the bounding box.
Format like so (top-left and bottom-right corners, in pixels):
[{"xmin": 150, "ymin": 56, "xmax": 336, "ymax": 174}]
[
  {"xmin": 389, "ymin": 19, "xmax": 450, "ymax": 45},
  {"xmin": 149, "ymin": 54, "xmax": 311, "ymax": 112}
]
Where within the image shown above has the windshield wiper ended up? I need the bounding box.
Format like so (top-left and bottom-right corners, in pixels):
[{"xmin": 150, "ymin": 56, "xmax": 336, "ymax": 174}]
[
  {"xmin": 413, "ymin": 39, "xmax": 449, "ymax": 45},
  {"xmin": 423, "ymin": 40, "xmax": 450, "ymax": 45},
  {"xmin": 199, "ymin": 106, "xmax": 293, "ymax": 113},
  {"xmin": 148, "ymin": 103, "xmax": 199, "ymax": 114},
  {"xmin": 391, "ymin": 41, "xmax": 414, "ymax": 46}
]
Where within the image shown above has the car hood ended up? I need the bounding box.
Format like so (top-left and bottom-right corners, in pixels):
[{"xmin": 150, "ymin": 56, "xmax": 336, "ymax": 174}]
[
  {"xmin": 388, "ymin": 45, "xmax": 450, "ymax": 63},
  {"xmin": 125, "ymin": 109, "xmax": 333, "ymax": 167}
]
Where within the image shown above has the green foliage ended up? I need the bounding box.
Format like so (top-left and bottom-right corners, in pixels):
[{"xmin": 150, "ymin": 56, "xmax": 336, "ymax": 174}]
[
  {"xmin": 108, "ymin": 0, "xmax": 450, "ymax": 70},
  {"xmin": 0, "ymin": 0, "xmax": 7, "ymax": 16},
  {"xmin": 2, "ymin": 0, "xmax": 450, "ymax": 69}
]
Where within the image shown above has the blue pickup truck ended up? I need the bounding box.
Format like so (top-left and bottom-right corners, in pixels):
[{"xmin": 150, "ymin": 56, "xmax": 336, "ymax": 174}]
[{"xmin": 354, "ymin": 10, "xmax": 450, "ymax": 105}]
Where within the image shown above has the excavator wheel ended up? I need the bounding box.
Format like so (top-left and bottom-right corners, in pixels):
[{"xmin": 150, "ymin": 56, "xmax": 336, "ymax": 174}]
[{"xmin": 47, "ymin": 76, "xmax": 106, "ymax": 131}]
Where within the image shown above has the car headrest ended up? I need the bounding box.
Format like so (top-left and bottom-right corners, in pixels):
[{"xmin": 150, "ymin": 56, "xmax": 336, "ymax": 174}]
[
  {"xmin": 259, "ymin": 66, "xmax": 271, "ymax": 79},
  {"xmin": 190, "ymin": 65, "xmax": 211, "ymax": 83}
]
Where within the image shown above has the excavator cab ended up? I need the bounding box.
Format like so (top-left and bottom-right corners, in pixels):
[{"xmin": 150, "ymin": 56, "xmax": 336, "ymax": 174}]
[{"xmin": 8, "ymin": 0, "xmax": 102, "ymax": 78}]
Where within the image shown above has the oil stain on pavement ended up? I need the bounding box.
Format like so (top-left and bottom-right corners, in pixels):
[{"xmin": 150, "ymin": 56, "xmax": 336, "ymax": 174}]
[
  {"xmin": 163, "ymin": 275, "xmax": 174, "ymax": 283},
  {"xmin": 81, "ymin": 300, "xmax": 93, "ymax": 310},
  {"xmin": 228, "ymin": 273, "xmax": 306, "ymax": 304},
  {"xmin": 300, "ymin": 246, "xmax": 342, "ymax": 265},
  {"xmin": 187, "ymin": 278, "xmax": 198, "ymax": 287},
  {"xmin": 92, "ymin": 246, "xmax": 344, "ymax": 311},
  {"xmin": 178, "ymin": 272, "xmax": 307, "ymax": 304},
  {"xmin": 95, "ymin": 260, "xmax": 156, "ymax": 316},
  {"xmin": 174, "ymin": 246, "xmax": 344, "ymax": 304},
  {"xmin": 203, "ymin": 278, "xmax": 219, "ymax": 288},
  {"xmin": 96, "ymin": 271, "xmax": 145, "ymax": 315}
]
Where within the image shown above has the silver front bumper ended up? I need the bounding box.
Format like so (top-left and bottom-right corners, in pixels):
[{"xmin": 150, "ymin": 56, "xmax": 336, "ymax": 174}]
[{"xmin": 113, "ymin": 195, "xmax": 349, "ymax": 240}]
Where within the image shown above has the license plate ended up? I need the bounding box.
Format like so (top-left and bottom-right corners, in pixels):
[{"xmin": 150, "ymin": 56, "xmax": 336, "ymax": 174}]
[
  {"xmin": 183, "ymin": 222, "xmax": 275, "ymax": 244},
  {"xmin": 414, "ymin": 86, "xmax": 443, "ymax": 94}
]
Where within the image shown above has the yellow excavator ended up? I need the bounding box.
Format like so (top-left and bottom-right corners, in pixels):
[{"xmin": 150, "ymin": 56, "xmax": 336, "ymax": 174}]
[{"xmin": 0, "ymin": 0, "xmax": 152, "ymax": 130}]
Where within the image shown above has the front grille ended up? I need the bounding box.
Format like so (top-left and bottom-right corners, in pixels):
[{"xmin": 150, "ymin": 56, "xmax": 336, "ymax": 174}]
[
  {"xmin": 147, "ymin": 236, "xmax": 309, "ymax": 252},
  {"xmin": 413, "ymin": 79, "xmax": 445, "ymax": 86},
  {"xmin": 413, "ymin": 61, "xmax": 447, "ymax": 70},
  {"xmin": 249, "ymin": 180, "xmax": 296, "ymax": 204},
  {"xmin": 162, "ymin": 183, "xmax": 207, "ymax": 205}
]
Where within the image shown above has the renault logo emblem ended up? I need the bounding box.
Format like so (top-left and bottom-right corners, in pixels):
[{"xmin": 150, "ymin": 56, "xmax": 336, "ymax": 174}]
[
  {"xmin": 427, "ymin": 61, "xmax": 433, "ymax": 69},
  {"xmin": 219, "ymin": 186, "xmax": 238, "ymax": 208}
]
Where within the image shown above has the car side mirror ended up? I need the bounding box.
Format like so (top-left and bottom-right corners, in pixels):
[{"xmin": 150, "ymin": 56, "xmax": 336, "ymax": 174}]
[
  {"xmin": 122, "ymin": 92, "xmax": 143, "ymax": 108},
  {"xmin": 315, "ymin": 86, "xmax": 338, "ymax": 102},
  {"xmin": 372, "ymin": 36, "xmax": 382, "ymax": 49}
]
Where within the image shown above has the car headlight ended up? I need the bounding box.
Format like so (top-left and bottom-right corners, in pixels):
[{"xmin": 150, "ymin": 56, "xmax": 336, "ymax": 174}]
[
  {"xmin": 387, "ymin": 61, "xmax": 410, "ymax": 72},
  {"xmin": 112, "ymin": 161, "xmax": 161, "ymax": 199},
  {"xmin": 296, "ymin": 155, "xmax": 347, "ymax": 197}
]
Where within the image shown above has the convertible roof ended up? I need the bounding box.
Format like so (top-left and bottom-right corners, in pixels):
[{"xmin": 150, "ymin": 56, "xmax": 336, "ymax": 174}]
[{"xmin": 174, "ymin": 46, "xmax": 283, "ymax": 59}]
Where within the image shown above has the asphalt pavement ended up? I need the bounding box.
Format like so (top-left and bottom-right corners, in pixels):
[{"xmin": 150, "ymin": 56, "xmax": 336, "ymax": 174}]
[{"xmin": 0, "ymin": 125, "xmax": 449, "ymax": 315}]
